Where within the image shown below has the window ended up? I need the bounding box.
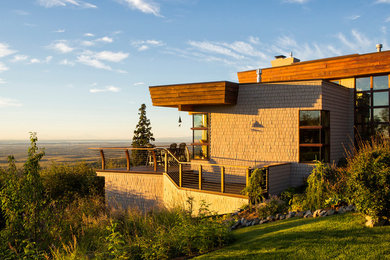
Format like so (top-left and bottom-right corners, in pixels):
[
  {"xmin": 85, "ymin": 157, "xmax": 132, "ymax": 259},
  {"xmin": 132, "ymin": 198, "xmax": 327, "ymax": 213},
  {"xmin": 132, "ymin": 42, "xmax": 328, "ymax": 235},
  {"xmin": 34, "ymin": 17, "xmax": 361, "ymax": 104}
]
[
  {"xmin": 299, "ymin": 110, "xmax": 330, "ymax": 163},
  {"xmin": 355, "ymin": 75, "xmax": 390, "ymax": 140},
  {"xmin": 191, "ymin": 113, "xmax": 209, "ymax": 159}
]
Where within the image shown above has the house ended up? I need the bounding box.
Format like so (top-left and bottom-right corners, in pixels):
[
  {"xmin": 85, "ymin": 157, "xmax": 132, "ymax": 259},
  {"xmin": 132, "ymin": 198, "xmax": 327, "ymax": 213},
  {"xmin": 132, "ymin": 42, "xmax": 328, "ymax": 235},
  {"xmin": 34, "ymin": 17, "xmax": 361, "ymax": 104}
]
[
  {"xmin": 149, "ymin": 47, "xmax": 390, "ymax": 195},
  {"xmin": 94, "ymin": 46, "xmax": 390, "ymax": 214}
]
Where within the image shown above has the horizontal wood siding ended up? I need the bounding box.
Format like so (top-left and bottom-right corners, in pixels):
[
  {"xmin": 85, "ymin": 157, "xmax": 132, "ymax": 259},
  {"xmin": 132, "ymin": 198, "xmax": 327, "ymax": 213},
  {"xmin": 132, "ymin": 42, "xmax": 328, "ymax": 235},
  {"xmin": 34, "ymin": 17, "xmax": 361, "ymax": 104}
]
[
  {"xmin": 237, "ymin": 51, "xmax": 390, "ymax": 84},
  {"xmin": 149, "ymin": 81, "xmax": 238, "ymax": 108}
]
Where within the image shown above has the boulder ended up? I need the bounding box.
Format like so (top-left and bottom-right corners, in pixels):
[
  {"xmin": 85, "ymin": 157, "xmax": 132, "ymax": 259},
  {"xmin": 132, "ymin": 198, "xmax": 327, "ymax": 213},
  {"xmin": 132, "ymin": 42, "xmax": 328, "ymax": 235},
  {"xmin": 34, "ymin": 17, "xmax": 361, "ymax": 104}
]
[
  {"xmin": 279, "ymin": 214, "xmax": 286, "ymax": 220},
  {"xmin": 296, "ymin": 211, "xmax": 304, "ymax": 218},
  {"xmin": 303, "ymin": 210, "xmax": 313, "ymax": 218},
  {"xmin": 337, "ymin": 207, "xmax": 346, "ymax": 214},
  {"xmin": 326, "ymin": 209, "xmax": 335, "ymax": 216},
  {"xmin": 313, "ymin": 209, "xmax": 322, "ymax": 218},
  {"xmin": 319, "ymin": 210, "xmax": 327, "ymax": 217},
  {"xmin": 267, "ymin": 215, "xmax": 275, "ymax": 222},
  {"xmin": 346, "ymin": 205, "xmax": 355, "ymax": 212},
  {"xmin": 253, "ymin": 218, "xmax": 260, "ymax": 225},
  {"xmin": 275, "ymin": 214, "xmax": 281, "ymax": 220}
]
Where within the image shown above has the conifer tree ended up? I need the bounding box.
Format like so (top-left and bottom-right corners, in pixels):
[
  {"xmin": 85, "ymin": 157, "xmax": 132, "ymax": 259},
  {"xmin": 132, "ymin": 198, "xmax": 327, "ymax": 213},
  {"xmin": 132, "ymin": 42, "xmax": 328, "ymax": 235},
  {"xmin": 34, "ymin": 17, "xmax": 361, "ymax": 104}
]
[{"xmin": 132, "ymin": 104, "xmax": 155, "ymax": 165}]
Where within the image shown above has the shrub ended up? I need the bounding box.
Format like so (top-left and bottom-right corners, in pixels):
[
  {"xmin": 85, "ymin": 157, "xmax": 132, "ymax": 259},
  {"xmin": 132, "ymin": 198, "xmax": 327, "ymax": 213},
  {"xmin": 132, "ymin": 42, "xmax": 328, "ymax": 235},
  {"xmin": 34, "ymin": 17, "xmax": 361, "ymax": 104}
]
[
  {"xmin": 242, "ymin": 168, "xmax": 266, "ymax": 205},
  {"xmin": 289, "ymin": 193, "xmax": 307, "ymax": 212},
  {"xmin": 347, "ymin": 136, "xmax": 390, "ymax": 222},
  {"xmin": 256, "ymin": 196, "xmax": 288, "ymax": 219}
]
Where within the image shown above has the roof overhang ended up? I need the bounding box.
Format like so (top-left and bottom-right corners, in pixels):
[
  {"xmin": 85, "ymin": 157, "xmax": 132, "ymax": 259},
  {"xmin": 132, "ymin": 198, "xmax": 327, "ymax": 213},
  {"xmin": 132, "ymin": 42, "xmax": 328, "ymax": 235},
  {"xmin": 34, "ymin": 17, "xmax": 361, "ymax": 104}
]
[{"xmin": 149, "ymin": 81, "xmax": 239, "ymax": 111}]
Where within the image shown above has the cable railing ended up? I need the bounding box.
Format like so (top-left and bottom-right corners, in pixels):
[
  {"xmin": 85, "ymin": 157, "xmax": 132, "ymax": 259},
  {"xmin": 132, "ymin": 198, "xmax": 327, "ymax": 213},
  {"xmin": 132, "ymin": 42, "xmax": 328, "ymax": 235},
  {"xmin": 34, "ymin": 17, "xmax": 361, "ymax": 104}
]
[{"xmin": 89, "ymin": 146, "xmax": 274, "ymax": 196}]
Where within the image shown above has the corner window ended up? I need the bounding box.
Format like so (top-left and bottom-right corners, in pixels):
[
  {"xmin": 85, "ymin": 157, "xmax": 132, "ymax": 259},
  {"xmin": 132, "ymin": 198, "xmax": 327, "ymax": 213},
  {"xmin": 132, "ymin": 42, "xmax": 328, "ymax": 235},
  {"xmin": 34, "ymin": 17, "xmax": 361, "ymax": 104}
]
[
  {"xmin": 355, "ymin": 75, "xmax": 390, "ymax": 140},
  {"xmin": 191, "ymin": 113, "xmax": 209, "ymax": 160},
  {"xmin": 299, "ymin": 110, "xmax": 330, "ymax": 163}
]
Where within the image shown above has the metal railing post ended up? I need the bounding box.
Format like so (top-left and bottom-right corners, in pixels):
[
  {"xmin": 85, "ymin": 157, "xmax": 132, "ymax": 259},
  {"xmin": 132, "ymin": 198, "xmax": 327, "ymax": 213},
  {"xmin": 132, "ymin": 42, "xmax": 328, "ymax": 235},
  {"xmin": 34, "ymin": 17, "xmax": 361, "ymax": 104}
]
[
  {"xmin": 164, "ymin": 152, "xmax": 168, "ymax": 173},
  {"xmin": 99, "ymin": 149, "xmax": 105, "ymax": 170},
  {"xmin": 199, "ymin": 165, "xmax": 202, "ymax": 190},
  {"xmin": 125, "ymin": 150, "xmax": 130, "ymax": 171},
  {"xmin": 221, "ymin": 166, "xmax": 225, "ymax": 193},
  {"xmin": 179, "ymin": 164, "xmax": 183, "ymax": 187},
  {"xmin": 246, "ymin": 168, "xmax": 250, "ymax": 187}
]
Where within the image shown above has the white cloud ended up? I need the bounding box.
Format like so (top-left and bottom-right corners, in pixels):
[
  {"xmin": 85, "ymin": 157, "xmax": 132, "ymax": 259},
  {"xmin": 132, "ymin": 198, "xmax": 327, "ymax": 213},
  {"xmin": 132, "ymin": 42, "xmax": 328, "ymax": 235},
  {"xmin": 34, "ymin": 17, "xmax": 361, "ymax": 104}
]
[
  {"xmin": 30, "ymin": 58, "xmax": 41, "ymax": 64},
  {"xmin": 0, "ymin": 43, "xmax": 17, "ymax": 58},
  {"xmin": 96, "ymin": 36, "xmax": 113, "ymax": 43},
  {"xmin": 77, "ymin": 54, "xmax": 112, "ymax": 70},
  {"xmin": 48, "ymin": 40, "xmax": 74, "ymax": 53},
  {"xmin": 385, "ymin": 16, "xmax": 390, "ymax": 22},
  {"xmin": 0, "ymin": 78, "xmax": 6, "ymax": 84},
  {"xmin": 347, "ymin": 15, "xmax": 360, "ymax": 20},
  {"xmin": 59, "ymin": 59, "xmax": 75, "ymax": 66},
  {"xmin": 117, "ymin": 0, "xmax": 161, "ymax": 17},
  {"xmin": 28, "ymin": 56, "xmax": 52, "ymax": 64},
  {"xmin": 13, "ymin": 10, "xmax": 30, "ymax": 15},
  {"xmin": 89, "ymin": 85, "xmax": 120, "ymax": 93},
  {"xmin": 133, "ymin": 82, "xmax": 145, "ymax": 86},
  {"xmin": 84, "ymin": 33, "xmax": 94, "ymax": 37},
  {"xmin": 0, "ymin": 97, "xmax": 22, "ymax": 107},
  {"xmin": 248, "ymin": 36, "xmax": 260, "ymax": 45},
  {"xmin": 10, "ymin": 55, "xmax": 29, "ymax": 63},
  {"xmin": 132, "ymin": 40, "xmax": 164, "ymax": 51},
  {"xmin": 337, "ymin": 30, "xmax": 372, "ymax": 52},
  {"xmin": 54, "ymin": 29, "xmax": 65, "ymax": 33},
  {"xmin": 376, "ymin": 0, "xmax": 390, "ymax": 3},
  {"xmin": 81, "ymin": 40, "xmax": 95, "ymax": 46},
  {"xmin": 45, "ymin": 56, "xmax": 53, "ymax": 63},
  {"xmin": 188, "ymin": 41, "xmax": 245, "ymax": 59},
  {"xmin": 0, "ymin": 62, "xmax": 9, "ymax": 72},
  {"xmin": 94, "ymin": 51, "xmax": 129, "ymax": 62},
  {"xmin": 37, "ymin": 0, "xmax": 97, "ymax": 8}
]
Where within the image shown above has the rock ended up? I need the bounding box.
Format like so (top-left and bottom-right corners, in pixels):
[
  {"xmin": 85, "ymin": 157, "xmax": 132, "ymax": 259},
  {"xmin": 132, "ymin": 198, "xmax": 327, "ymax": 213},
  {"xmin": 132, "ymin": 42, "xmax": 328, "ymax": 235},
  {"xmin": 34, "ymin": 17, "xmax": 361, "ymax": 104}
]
[
  {"xmin": 303, "ymin": 210, "xmax": 313, "ymax": 218},
  {"xmin": 260, "ymin": 219, "xmax": 269, "ymax": 224},
  {"xmin": 253, "ymin": 218, "xmax": 260, "ymax": 225},
  {"xmin": 346, "ymin": 205, "xmax": 355, "ymax": 212},
  {"xmin": 279, "ymin": 214, "xmax": 286, "ymax": 220},
  {"xmin": 275, "ymin": 214, "xmax": 281, "ymax": 220},
  {"xmin": 241, "ymin": 218, "xmax": 246, "ymax": 225},
  {"xmin": 319, "ymin": 210, "xmax": 327, "ymax": 217},
  {"xmin": 326, "ymin": 209, "xmax": 335, "ymax": 216},
  {"xmin": 337, "ymin": 207, "xmax": 346, "ymax": 214},
  {"xmin": 230, "ymin": 221, "xmax": 240, "ymax": 230},
  {"xmin": 296, "ymin": 211, "xmax": 304, "ymax": 218},
  {"xmin": 267, "ymin": 215, "xmax": 275, "ymax": 222},
  {"xmin": 313, "ymin": 209, "xmax": 322, "ymax": 218}
]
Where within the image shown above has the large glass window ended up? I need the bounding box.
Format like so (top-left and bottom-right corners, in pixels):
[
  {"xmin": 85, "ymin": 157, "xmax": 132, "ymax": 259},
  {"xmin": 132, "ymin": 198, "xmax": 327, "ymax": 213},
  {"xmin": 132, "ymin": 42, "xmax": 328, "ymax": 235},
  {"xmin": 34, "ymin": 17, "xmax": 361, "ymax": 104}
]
[
  {"xmin": 192, "ymin": 113, "xmax": 209, "ymax": 160},
  {"xmin": 299, "ymin": 110, "xmax": 330, "ymax": 163},
  {"xmin": 355, "ymin": 75, "xmax": 390, "ymax": 140}
]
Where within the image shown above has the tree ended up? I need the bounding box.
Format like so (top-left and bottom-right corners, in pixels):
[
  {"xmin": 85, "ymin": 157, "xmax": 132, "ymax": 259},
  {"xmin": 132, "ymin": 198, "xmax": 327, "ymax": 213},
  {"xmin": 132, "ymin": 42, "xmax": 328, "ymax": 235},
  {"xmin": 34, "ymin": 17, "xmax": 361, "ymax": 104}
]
[{"xmin": 132, "ymin": 104, "xmax": 155, "ymax": 165}]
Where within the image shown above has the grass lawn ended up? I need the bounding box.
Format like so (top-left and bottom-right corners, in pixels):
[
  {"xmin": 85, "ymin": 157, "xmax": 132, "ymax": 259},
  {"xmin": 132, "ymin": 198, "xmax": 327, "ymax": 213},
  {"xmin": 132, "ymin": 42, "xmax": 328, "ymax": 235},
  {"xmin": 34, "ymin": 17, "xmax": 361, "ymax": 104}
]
[{"xmin": 196, "ymin": 213, "xmax": 390, "ymax": 259}]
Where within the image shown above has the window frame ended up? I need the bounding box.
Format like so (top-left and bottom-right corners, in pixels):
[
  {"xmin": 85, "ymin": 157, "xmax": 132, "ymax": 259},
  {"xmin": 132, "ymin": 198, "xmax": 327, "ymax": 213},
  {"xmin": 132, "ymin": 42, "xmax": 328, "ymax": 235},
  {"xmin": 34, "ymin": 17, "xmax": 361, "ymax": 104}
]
[
  {"xmin": 191, "ymin": 113, "xmax": 210, "ymax": 160},
  {"xmin": 299, "ymin": 110, "xmax": 330, "ymax": 163}
]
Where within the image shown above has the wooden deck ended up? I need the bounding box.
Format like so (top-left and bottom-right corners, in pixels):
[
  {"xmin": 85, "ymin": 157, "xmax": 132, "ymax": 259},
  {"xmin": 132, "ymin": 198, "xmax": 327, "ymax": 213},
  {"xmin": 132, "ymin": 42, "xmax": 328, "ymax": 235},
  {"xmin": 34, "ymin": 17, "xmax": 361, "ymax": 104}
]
[{"xmin": 97, "ymin": 165, "xmax": 165, "ymax": 174}]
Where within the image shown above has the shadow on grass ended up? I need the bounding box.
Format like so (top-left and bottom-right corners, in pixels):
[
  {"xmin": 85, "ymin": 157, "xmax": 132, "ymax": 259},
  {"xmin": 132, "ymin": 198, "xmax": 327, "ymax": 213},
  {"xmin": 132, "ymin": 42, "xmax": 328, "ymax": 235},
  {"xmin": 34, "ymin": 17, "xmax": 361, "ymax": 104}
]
[{"xmin": 196, "ymin": 213, "xmax": 390, "ymax": 259}]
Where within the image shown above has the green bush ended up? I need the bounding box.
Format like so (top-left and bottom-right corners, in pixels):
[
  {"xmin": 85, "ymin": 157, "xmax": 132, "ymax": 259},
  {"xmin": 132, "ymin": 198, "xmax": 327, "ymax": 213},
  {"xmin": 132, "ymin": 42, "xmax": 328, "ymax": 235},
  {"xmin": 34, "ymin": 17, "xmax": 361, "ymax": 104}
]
[
  {"xmin": 242, "ymin": 168, "xmax": 266, "ymax": 205},
  {"xmin": 256, "ymin": 196, "xmax": 288, "ymax": 219},
  {"xmin": 347, "ymin": 136, "xmax": 390, "ymax": 222}
]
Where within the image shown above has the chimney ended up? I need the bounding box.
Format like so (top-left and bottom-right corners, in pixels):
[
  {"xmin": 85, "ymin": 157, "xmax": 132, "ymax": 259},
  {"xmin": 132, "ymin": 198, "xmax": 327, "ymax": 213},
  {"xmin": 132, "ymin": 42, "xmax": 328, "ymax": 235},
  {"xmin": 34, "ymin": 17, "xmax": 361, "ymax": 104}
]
[
  {"xmin": 376, "ymin": 43, "xmax": 383, "ymax": 52},
  {"xmin": 271, "ymin": 53, "xmax": 300, "ymax": 67}
]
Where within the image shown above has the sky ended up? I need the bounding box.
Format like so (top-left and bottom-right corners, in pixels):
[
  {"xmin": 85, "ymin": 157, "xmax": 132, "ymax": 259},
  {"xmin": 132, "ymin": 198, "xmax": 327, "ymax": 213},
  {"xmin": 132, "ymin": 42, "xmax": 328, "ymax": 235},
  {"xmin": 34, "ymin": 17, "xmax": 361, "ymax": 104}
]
[{"xmin": 1, "ymin": 0, "xmax": 390, "ymax": 141}]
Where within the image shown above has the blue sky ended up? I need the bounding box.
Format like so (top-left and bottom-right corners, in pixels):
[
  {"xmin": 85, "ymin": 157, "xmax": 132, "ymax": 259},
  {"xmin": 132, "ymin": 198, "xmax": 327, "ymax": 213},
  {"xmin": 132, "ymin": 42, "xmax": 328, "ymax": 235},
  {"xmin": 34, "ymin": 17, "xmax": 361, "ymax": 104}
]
[{"xmin": 1, "ymin": 0, "xmax": 390, "ymax": 140}]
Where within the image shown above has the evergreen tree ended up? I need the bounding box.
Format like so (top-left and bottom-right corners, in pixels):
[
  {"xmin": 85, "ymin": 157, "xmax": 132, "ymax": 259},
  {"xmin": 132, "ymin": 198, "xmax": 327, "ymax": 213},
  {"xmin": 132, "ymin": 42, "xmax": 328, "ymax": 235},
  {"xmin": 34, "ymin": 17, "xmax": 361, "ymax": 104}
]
[{"xmin": 132, "ymin": 104, "xmax": 155, "ymax": 165}]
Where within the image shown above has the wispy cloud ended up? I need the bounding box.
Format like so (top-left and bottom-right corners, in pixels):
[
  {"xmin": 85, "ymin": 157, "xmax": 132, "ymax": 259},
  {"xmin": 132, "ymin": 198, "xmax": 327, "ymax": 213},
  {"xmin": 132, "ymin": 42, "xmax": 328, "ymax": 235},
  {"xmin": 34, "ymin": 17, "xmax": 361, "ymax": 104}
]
[
  {"xmin": 283, "ymin": 0, "xmax": 309, "ymax": 3},
  {"xmin": 337, "ymin": 29, "xmax": 372, "ymax": 52},
  {"xmin": 37, "ymin": 0, "xmax": 97, "ymax": 8},
  {"xmin": 117, "ymin": 0, "xmax": 161, "ymax": 17},
  {"xmin": 77, "ymin": 54, "xmax": 112, "ymax": 70},
  {"xmin": 385, "ymin": 16, "xmax": 390, "ymax": 22},
  {"xmin": 84, "ymin": 33, "xmax": 94, "ymax": 37},
  {"xmin": 188, "ymin": 41, "xmax": 245, "ymax": 59},
  {"xmin": 376, "ymin": 0, "xmax": 390, "ymax": 3},
  {"xmin": 133, "ymin": 82, "xmax": 145, "ymax": 86},
  {"xmin": 29, "ymin": 56, "xmax": 53, "ymax": 64},
  {"xmin": 48, "ymin": 40, "xmax": 74, "ymax": 53},
  {"xmin": 0, "ymin": 78, "xmax": 6, "ymax": 84},
  {"xmin": 89, "ymin": 85, "xmax": 120, "ymax": 93},
  {"xmin": 10, "ymin": 55, "xmax": 29, "ymax": 63},
  {"xmin": 0, "ymin": 97, "xmax": 22, "ymax": 107},
  {"xmin": 0, "ymin": 43, "xmax": 17, "ymax": 58},
  {"xmin": 347, "ymin": 15, "xmax": 361, "ymax": 20},
  {"xmin": 0, "ymin": 62, "xmax": 9, "ymax": 72},
  {"xmin": 59, "ymin": 59, "xmax": 75, "ymax": 66},
  {"xmin": 54, "ymin": 29, "xmax": 65, "ymax": 33},
  {"xmin": 94, "ymin": 51, "xmax": 129, "ymax": 62},
  {"xmin": 13, "ymin": 10, "xmax": 30, "ymax": 15},
  {"xmin": 81, "ymin": 40, "xmax": 95, "ymax": 47},
  {"xmin": 96, "ymin": 36, "xmax": 113, "ymax": 43},
  {"xmin": 131, "ymin": 39, "xmax": 164, "ymax": 51}
]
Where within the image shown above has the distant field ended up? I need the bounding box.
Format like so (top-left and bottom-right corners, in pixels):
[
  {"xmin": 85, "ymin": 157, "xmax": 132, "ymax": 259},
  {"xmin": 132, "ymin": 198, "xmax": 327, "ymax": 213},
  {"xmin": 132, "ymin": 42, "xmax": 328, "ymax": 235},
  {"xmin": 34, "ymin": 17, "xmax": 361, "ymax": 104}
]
[{"xmin": 0, "ymin": 140, "xmax": 186, "ymax": 168}]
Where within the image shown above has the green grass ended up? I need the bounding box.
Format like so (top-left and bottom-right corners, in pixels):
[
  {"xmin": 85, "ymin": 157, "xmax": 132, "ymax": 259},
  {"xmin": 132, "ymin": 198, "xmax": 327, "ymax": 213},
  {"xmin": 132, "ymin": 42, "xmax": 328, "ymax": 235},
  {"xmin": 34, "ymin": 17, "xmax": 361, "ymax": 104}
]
[{"xmin": 196, "ymin": 213, "xmax": 390, "ymax": 259}]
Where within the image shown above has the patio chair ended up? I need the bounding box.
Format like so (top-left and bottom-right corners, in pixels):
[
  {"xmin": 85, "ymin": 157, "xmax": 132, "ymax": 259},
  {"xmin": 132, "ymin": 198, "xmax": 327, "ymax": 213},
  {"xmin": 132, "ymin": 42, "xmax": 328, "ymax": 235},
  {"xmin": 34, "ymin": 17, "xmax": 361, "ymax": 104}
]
[{"xmin": 177, "ymin": 143, "xmax": 189, "ymax": 162}]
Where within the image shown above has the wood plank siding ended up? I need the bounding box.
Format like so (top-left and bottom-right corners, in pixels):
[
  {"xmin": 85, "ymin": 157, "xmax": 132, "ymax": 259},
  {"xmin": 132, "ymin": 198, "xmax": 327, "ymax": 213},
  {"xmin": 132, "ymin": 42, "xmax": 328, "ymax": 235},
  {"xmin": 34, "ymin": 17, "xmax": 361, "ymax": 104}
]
[
  {"xmin": 149, "ymin": 81, "xmax": 239, "ymax": 111},
  {"xmin": 237, "ymin": 50, "xmax": 390, "ymax": 84}
]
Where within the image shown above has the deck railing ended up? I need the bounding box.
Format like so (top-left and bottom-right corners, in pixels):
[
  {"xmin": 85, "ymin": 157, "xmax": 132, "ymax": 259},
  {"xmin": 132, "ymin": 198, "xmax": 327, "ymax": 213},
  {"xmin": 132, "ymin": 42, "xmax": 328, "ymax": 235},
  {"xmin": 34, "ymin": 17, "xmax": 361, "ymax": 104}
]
[{"xmin": 89, "ymin": 146, "xmax": 271, "ymax": 196}]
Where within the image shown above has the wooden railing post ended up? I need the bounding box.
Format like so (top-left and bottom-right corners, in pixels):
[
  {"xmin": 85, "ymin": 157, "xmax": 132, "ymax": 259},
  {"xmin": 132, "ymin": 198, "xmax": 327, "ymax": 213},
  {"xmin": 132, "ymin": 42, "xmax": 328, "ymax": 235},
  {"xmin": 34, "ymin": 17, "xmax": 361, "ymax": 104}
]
[
  {"xmin": 164, "ymin": 152, "xmax": 168, "ymax": 173},
  {"xmin": 221, "ymin": 166, "xmax": 225, "ymax": 193},
  {"xmin": 199, "ymin": 165, "xmax": 202, "ymax": 190},
  {"xmin": 125, "ymin": 150, "xmax": 130, "ymax": 171},
  {"xmin": 152, "ymin": 150, "xmax": 157, "ymax": 172},
  {"xmin": 179, "ymin": 164, "xmax": 183, "ymax": 187},
  {"xmin": 246, "ymin": 168, "xmax": 250, "ymax": 187},
  {"xmin": 99, "ymin": 149, "xmax": 105, "ymax": 170}
]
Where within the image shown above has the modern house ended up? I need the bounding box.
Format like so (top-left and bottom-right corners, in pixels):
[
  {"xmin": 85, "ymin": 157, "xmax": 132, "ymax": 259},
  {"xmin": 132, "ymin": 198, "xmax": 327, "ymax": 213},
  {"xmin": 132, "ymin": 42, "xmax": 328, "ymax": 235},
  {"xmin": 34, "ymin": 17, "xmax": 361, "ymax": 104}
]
[
  {"xmin": 95, "ymin": 46, "xmax": 390, "ymax": 214},
  {"xmin": 149, "ymin": 47, "xmax": 390, "ymax": 194}
]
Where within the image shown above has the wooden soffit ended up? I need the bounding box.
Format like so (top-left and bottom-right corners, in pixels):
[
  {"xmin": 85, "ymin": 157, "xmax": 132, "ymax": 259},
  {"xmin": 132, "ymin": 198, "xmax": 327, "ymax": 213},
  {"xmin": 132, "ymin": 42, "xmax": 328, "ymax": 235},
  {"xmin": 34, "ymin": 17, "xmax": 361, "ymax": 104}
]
[
  {"xmin": 237, "ymin": 50, "xmax": 390, "ymax": 84},
  {"xmin": 149, "ymin": 81, "xmax": 238, "ymax": 111}
]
